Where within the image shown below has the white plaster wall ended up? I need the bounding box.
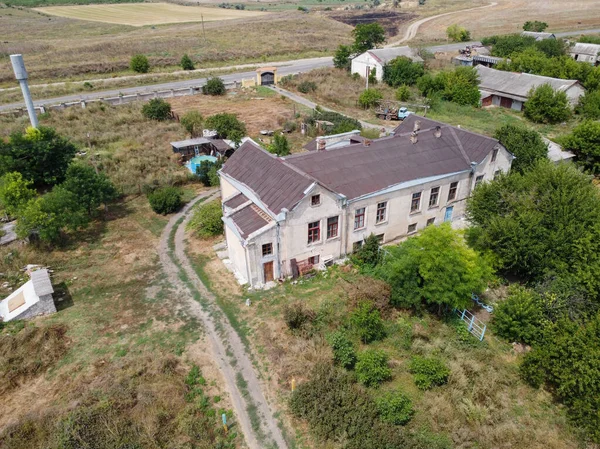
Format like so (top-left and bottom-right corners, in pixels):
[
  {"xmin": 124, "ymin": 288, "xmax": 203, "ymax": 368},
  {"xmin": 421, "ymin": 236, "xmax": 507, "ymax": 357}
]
[
  {"xmin": 225, "ymin": 225, "xmax": 249, "ymax": 284},
  {"xmin": 246, "ymin": 226, "xmax": 278, "ymax": 285},
  {"xmin": 351, "ymin": 53, "xmax": 384, "ymax": 81},
  {"xmin": 220, "ymin": 176, "xmax": 239, "ymax": 200},
  {"xmin": 566, "ymin": 85, "xmax": 585, "ymax": 107}
]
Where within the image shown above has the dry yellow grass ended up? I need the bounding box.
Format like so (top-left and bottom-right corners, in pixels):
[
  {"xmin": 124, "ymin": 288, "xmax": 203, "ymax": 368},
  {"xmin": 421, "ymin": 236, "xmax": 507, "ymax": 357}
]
[{"xmin": 33, "ymin": 2, "xmax": 266, "ymax": 26}]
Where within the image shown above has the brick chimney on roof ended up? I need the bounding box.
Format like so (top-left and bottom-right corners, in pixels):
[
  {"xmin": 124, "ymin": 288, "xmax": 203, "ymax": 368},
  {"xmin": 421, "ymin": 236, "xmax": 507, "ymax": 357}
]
[
  {"xmin": 363, "ymin": 139, "xmax": 371, "ymax": 147},
  {"xmin": 410, "ymin": 131, "xmax": 418, "ymax": 144},
  {"xmin": 317, "ymin": 138, "xmax": 326, "ymax": 151},
  {"xmin": 434, "ymin": 126, "xmax": 442, "ymax": 138}
]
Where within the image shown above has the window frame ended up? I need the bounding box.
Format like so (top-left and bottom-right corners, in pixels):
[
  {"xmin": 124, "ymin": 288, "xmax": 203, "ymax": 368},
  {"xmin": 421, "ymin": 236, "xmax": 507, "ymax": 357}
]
[
  {"xmin": 307, "ymin": 220, "xmax": 320, "ymax": 244},
  {"xmin": 327, "ymin": 216, "xmax": 339, "ymax": 239},
  {"xmin": 428, "ymin": 186, "xmax": 440, "ymax": 208},
  {"xmin": 426, "ymin": 217, "xmax": 435, "ymax": 226},
  {"xmin": 448, "ymin": 181, "xmax": 458, "ymax": 202},
  {"xmin": 311, "ymin": 194, "xmax": 321, "ymax": 206},
  {"xmin": 491, "ymin": 148, "xmax": 498, "ymax": 163},
  {"xmin": 262, "ymin": 243, "xmax": 273, "ymax": 257},
  {"xmin": 308, "ymin": 255, "xmax": 320, "ymax": 265},
  {"xmin": 474, "ymin": 175, "xmax": 484, "ymax": 188},
  {"xmin": 494, "ymin": 169, "xmax": 501, "ymax": 180},
  {"xmin": 410, "ymin": 191, "xmax": 422, "ymax": 213},
  {"xmin": 375, "ymin": 201, "xmax": 387, "ymax": 224},
  {"xmin": 407, "ymin": 223, "xmax": 417, "ymax": 234},
  {"xmin": 354, "ymin": 207, "xmax": 366, "ymax": 230}
]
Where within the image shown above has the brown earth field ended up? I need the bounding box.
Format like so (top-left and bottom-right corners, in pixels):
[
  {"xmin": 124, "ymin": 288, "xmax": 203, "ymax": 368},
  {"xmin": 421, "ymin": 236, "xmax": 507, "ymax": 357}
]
[{"xmin": 328, "ymin": 11, "xmax": 417, "ymax": 36}]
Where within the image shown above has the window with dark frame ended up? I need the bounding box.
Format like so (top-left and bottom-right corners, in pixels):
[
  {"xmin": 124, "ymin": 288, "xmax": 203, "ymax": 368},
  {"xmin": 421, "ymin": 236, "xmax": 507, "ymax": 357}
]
[
  {"xmin": 308, "ymin": 221, "xmax": 320, "ymax": 244},
  {"xmin": 410, "ymin": 192, "xmax": 422, "ymax": 212},
  {"xmin": 308, "ymin": 255, "xmax": 320, "ymax": 265},
  {"xmin": 448, "ymin": 182, "xmax": 458, "ymax": 201},
  {"xmin": 475, "ymin": 175, "xmax": 484, "ymax": 188},
  {"xmin": 327, "ymin": 216, "xmax": 339, "ymax": 239},
  {"xmin": 262, "ymin": 243, "xmax": 273, "ymax": 256},
  {"xmin": 311, "ymin": 194, "xmax": 321, "ymax": 206},
  {"xmin": 354, "ymin": 208, "xmax": 366, "ymax": 229},
  {"xmin": 376, "ymin": 201, "xmax": 387, "ymax": 223},
  {"xmin": 491, "ymin": 148, "xmax": 498, "ymax": 162},
  {"xmin": 353, "ymin": 241, "xmax": 363, "ymax": 252},
  {"xmin": 408, "ymin": 223, "xmax": 417, "ymax": 233},
  {"xmin": 426, "ymin": 218, "xmax": 435, "ymax": 226},
  {"xmin": 494, "ymin": 169, "xmax": 501, "ymax": 179},
  {"xmin": 428, "ymin": 187, "xmax": 440, "ymax": 207}
]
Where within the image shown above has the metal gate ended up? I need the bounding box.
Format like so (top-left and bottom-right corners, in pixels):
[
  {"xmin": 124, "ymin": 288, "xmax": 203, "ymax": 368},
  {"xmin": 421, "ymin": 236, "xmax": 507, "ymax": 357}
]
[{"xmin": 260, "ymin": 71, "xmax": 275, "ymax": 86}]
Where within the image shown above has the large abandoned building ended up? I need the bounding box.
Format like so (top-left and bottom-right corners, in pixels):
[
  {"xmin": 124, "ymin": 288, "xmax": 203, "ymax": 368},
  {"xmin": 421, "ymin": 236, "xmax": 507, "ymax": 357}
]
[{"xmin": 218, "ymin": 116, "xmax": 514, "ymax": 288}]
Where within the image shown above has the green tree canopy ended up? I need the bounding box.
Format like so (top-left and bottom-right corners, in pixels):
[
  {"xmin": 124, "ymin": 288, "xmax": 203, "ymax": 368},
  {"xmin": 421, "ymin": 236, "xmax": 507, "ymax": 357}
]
[
  {"xmin": 382, "ymin": 56, "xmax": 425, "ymax": 87},
  {"xmin": 358, "ymin": 88, "xmax": 383, "ymax": 108},
  {"xmin": 575, "ymin": 90, "xmax": 600, "ymax": 121},
  {"xmin": 0, "ymin": 126, "xmax": 77, "ymax": 187},
  {"xmin": 202, "ymin": 77, "xmax": 226, "ymax": 96},
  {"xmin": 493, "ymin": 124, "xmax": 547, "ymax": 173},
  {"xmin": 0, "ymin": 172, "xmax": 36, "ymax": 217},
  {"xmin": 333, "ymin": 44, "xmax": 353, "ymax": 70},
  {"xmin": 377, "ymin": 223, "xmax": 493, "ymax": 311},
  {"xmin": 418, "ymin": 67, "xmax": 480, "ymax": 107},
  {"xmin": 204, "ymin": 113, "xmax": 246, "ymax": 144},
  {"xmin": 523, "ymin": 20, "xmax": 548, "ymax": 32},
  {"xmin": 130, "ymin": 54, "xmax": 150, "ymax": 73},
  {"xmin": 267, "ymin": 133, "xmax": 291, "ymax": 156},
  {"xmin": 180, "ymin": 54, "xmax": 195, "ymax": 70},
  {"xmin": 467, "ymin": 160, "xmax": 600, "ymax": 293},
  {"xmin": 61, "ymin": 164, "xmax": 118, "ymax": 216},
  {"xmin": 524, "ymin": 83, "xmax": 570, "ymax": 124},
  {"xmin": 446, "ymin": 24, "xmax": 471, "ymax": 42},
  {"xmin": 352, "ymin": 23, "xmax": 386, "ymax": 53},
  {"xmin": 560, "ymin": 120, "xmax": 600, "ymax": 174},
  {"xmin": 180, "ymin": 110, "xmax": 204, "ymax": 137},
  {"xmin": 142, "ymin": 98, "xmax": 172, "ymax": 121}
]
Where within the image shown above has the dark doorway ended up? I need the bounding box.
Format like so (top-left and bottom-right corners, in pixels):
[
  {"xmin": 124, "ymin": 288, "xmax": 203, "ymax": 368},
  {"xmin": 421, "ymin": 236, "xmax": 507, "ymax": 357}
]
[
  {"xmin": 263, "ymin": 261, "xmax": 274, "ymax": 283},
  {"xmin": 500, "ymin": 97, "xmax": 513, "ymax": 109},
  {"xmin": 260, "ymin": 72, "xmax": 275, "ymax": 86}
]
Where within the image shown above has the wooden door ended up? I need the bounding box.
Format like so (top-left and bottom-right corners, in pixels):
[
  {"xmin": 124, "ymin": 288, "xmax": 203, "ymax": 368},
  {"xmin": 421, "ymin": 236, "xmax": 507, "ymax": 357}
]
[
  {"xmin": 500, "ymin": 97, "xmax": 513, "ymax": 109},
  {"xmin": 263, "ymin": 261, "xmax": 274, "ymax": 283}
]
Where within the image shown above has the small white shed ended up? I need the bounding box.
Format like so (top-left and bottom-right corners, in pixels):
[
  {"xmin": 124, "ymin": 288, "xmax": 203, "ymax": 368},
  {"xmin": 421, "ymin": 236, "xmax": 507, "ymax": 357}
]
[
  {"xmin": 570, "ymin": 43, "xmax": 600, "ymax": 65},
  {"xmin": 351, "ymin": 47, "xmax": 423, "ymax": 81}
]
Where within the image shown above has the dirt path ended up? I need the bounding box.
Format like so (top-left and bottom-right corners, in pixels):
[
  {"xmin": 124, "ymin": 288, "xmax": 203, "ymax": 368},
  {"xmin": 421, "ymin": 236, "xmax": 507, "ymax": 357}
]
[
  {"xmin": 385, "ymin": 1, "xmax": 498, "ymax": 47},
  {"xmin": 158, "ymin": 190, "xmax": 288, "ymax": 449}
]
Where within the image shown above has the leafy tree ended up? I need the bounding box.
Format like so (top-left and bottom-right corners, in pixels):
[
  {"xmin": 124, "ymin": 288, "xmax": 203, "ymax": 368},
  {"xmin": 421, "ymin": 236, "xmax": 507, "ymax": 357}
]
[
  {"xmin": 0, "ymin": 126, "xmax": 77, "ymax": 188},
  {"xmin": 142, "ymin": 98, "xmax": 172, "ymax": 121},
  {"xmin": 204, "ymin": 113, "xmax": 246, "ymax": 144},
  {"xmin": 202, "ymin": 77, "xmax": 226, "ymax": 96},
  {"xmin": 130, "ymin": 54, "xmax": 150, "ymax": 73},
  {"xmin": 446, "ymin": 24, "xmax": 471, "ymax": 42},
  {"xmin": 180, "ymin": 110, "xmax": 204, "ymax": 137},
  {"xmin": 352, "ymin": 23, "xmax": 386, "ymax": 53},
  {"xmin": 186, "ymin": 200, "xmax": 223, "ymax": 238},
  {"xmin": 355, "ymin": 349, "xmax": 392, "ymax": 387},
  {"xmin": 333, "ymin": 44, "xmax": 353, "ymax": 70},
  {"xmin": 524, "ymin": 84, "xmax": 570, "ymax": 124},
  {"xmin": 584, "ymin": 66, "xmax": 600, "ymax": 90},
  {"xmin": 377, "ymin": 223, "xmax": 493, "ymax": 311},
  {"xmin": 306, "ymin": 110, "xmax": 362, "ymax": 135},
  {"xmin": 395, "ymin": 85, "xmax": 411, "ymax": 101},
  {"xmin": 523, "ymin": 20, "xmax": 548, "ymax": 32},
  {"xmin": 382, "ymin": 56, "xmax": 425, "ymax": 87},
  {"xmin": 180, "ymin": 54, "xmax": 195, "ymax": 70},
  {"xmin": 493, "ymin": 124, "xmax": 548, "ymax": 173},
  {"xmin": 61, "ymin": 164, "xmax": 117, "ymax": 216},
  {"xmin": 560, "ymin": 120, "xmax": 600, "ymax": 174},
  {"xmin": 409, "ymin": 356, "xmax": 450, "ymax": 390},
  {"xmin": 520, "ymin": 315, "xmax": 600, "ymax": 442},
  {"xmin": 195, "ymin": 159, "xmax": 223, "ymax": 187},
  {"xmin": 0, "ymin": 172, "xmax": 36, "ymax": 217},
  {"xmin": 575, "ymin": 90, "xmax": 600, "ymax": 120},
  {"xmin": 375, "ymin": 390, "xmax": 414, "ymax": 425},
  {"xmin": 352, "ymin": 233, "xmax": 382, "ymax": 268},
  {"xmin": 328, "ymin": 331, "xmax": 357, "ymax": 369},
  {"xmin": 466, "ymin": 160, "xmax": 600, "ymax": 293},
  {"xmin": 534, "ymin": 38, "xmax": 566, "ymax": 57},
  {"xmin": 368, "ymin": 67, "xmax": 377, "ymax": 86},
  {"xmin": 418, "ymin": 67, "xmax": 480, "ymax": 107},
  {"xmin": 350, "ymin": 302, "xmax": 386, "ymax": 344},
  {"xmin": 496, "ymin": 48, "xmax": 582, "ymax": 79},
  {"xmin": 147, "ymin": 187, "xmax": 182, "ymax": 215},
  {"xmin": 267, "ymin": 133, "xmax": 291, "ymax": 156},
  {"xmin": 486, "ymin": 34, "xmax": 536, "ymax": 57},
  {"xmin": 358, "ymin": 88, "xmax": 383, "ymax": 108},
  {"xmin": 493, "ymin": 285, "xmax": 543, "ymax": 344}
]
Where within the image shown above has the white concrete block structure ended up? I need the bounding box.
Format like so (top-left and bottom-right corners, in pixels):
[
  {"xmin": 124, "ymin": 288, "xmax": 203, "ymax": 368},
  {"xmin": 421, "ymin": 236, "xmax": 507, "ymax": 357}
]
[{"xmin": 351, "ymin": 46, "xmax": 423, "ymax": 82}]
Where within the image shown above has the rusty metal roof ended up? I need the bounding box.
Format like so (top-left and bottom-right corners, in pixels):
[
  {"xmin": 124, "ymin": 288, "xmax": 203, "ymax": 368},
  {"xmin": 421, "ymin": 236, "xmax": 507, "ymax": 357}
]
[
  {"xmin": 221, "ymin": 140, "xmax": 313, "ymax": 215},
  {"xmin": 223, "ymin": 193, "xmax": 249, "ymax": 209},
  {"xmin": 285, "ymin": 116, "xmax": 500, "ymax": 200},
  {"xmin": 230, "ymin": 204, "xmax": 272, "ymax": 238}
]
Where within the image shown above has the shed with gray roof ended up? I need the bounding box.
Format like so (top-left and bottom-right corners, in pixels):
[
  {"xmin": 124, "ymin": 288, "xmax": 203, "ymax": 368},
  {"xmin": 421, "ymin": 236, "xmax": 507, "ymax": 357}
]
[
  {"xmin": 351, "ymin": 46, "xmax": 423, "ymax": 82},
  {"xmin": 521, "ymin": 31, "xmax": 556, "ymax": 41},
  {"xmin": 570, "ymin": 42, "xmax": 600, "ymax": 65}
]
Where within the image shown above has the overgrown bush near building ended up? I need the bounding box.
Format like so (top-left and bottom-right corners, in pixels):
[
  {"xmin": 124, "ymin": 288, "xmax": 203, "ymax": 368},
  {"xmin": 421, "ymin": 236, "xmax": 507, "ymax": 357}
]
[
  {"xmin": 409, "ymin": 356, "xmax": 450, "ymax": 390},
  {"xmin": 493, "ymin": 124, "xmax": 548, "ymax": 173},
  {"xmin": 523, "ymin": 20, "xmax": 548, "ymax": 32},
  {"xmin": 306, "ymin": 109, "xmax": 362, "ymax": 135},
  {"xmin": 355, "ymin": 349, "xmax": 392, "ymax": 387},
  {"xmin": 142, "ymin": 98, "xmax": 172, "ymax": 121},
  {"xmin": 351, "ymin": 234, "xmax": 382, "ymax": 269},
  {"xmin": 350, "ymin": 301, "xmax": 386, "ymax": 344},
  {"xmin": 186, "ymin": 200, "xmax": 223, "ymax": 238},
  {"xmin": 202, "ymin": 77, "xmax": 226, "ymax": 96},
  {"xmin": 180, "ymin": 110, "xmax": 203, "ymax": 137},
  {"xmin": 375, "ymin": 390, "xmax": 414, "ymax": 425},
  {"xmin": 395, "ymin": 85, "xmax": 412, "ymax": 101},
  {"xmin": 417, "ymin": 67, "xmax": 480, "ymax": 107},
  {"xmin": 267, "ymin": 133, "xmax": 291, "ymax": 156},
  {"xmin": 283, "ymin": 301, "xmax": 316, "ymax": 332},
  {"xmin": 298, "ymin": 80, "xmax": 317, "ymax": 94},
  {"xmin": 493, "ymin": 285, "xmax": 543, "ymax": 344},
  {"xmin": 130, "ymin": 54, "xmax": 149, "ymax": 73},
  {"xmin": 561, "ymin": 120, "xmax": 600, "ymax": 174},
  {"xmin": 576, "ymin": 90, "xmax": 600, "ymax": 120},
  {"xmin": 446, "ymin": 24, "xmax": 471, "ymax": 42},
  {"xmin": 205, "ymin": 113, "xmax": 246, "ymax": 144},
  {"xmin": 196, "ymin": 159, "xmax": 223, "ymax": 187},
  {"xmin": 328, "ymin": 331, "xmax": 357, "ymax": 369},
  {"xmin": 0, "ymin": 172, "xmax": 36, "ymax": 217},
  {"xmin": 383, "ymin": 56, "xmax": 425, "ymax": 87},
  {"xmin": 147, "ymin": 186, "xmax": 182, "ymax": 215},
  {"xmin": 358, "ymin": 88, "xmax": 383, "ymax": 108},
  {"xmin": 524, "ymin": 84, "xmax": 571, "ymax": 124}
]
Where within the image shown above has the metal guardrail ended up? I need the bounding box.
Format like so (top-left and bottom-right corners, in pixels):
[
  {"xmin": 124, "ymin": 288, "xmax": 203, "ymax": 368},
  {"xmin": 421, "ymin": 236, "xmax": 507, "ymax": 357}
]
[{"xmin": 455, "ymin": 308, "xmax": 487, "ymax": 341}]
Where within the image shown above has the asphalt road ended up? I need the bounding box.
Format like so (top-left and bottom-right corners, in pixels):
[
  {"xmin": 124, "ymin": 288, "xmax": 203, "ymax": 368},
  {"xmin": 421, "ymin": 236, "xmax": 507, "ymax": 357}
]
[{"xmin": 2, "ymin": 27, "xmax": 600, "ymax": 112}]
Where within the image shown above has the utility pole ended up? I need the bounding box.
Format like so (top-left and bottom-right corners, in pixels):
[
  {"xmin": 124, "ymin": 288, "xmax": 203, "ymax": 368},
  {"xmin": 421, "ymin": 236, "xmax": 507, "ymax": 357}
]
[
  {"xmin": 10, "ymin": 54, "xmax": 38, "ymax": 128},
  {"xmin": 365, "ymin": 65, "xmax": 369, "ymax": 90},
  {"xmin": 201, "ymin": 14, "xmax": 206, "ymax": 42}
]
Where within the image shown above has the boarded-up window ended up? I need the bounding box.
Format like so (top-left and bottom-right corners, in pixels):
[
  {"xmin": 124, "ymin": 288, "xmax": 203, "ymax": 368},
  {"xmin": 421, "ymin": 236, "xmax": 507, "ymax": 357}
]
[{"xmin": 8, "ymin": 291, "xmax": 26, "ymax": 313}]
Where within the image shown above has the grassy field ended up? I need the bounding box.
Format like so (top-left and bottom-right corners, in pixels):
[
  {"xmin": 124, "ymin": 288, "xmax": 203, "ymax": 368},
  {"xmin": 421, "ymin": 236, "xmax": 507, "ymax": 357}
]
[{"xmin": 34, "ymin": 2, "xmax": 266, "ymax": 26}]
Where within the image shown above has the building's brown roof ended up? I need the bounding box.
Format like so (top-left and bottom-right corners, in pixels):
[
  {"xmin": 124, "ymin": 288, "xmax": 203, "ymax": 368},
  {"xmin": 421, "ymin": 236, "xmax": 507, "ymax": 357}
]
[
  {"xmin": 223, "ymin": 193, "xmax": 249, "ymax": 209},
  {"xmin": 285, "ymin": 116, "xmax": 500, "ymax": 200},
  {"xmin": 221, "ymin": 140, "xmax": 313, "ymax": 214},
  {"xmin": 230, "ymin": 204, "xmax": 272, "ymax": 238}
]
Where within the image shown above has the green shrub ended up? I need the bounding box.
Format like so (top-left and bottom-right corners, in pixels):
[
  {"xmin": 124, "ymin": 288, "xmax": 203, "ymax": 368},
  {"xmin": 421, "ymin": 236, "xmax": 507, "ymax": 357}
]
[
  {"xmin": 493, "ymin": 285, "xmax": 543, "ymax": 344},
  {"xmin": 195, "ymin": 159, "xmax": 223, "ymax": 187},
  {"xmin": 130, "ymin": 54, "xmax": 149, "ymax": 73},
  {"xmin": 328, "ymin": 331, "xmax": 357, "ymax": 369},
  {"xmin": 351, "ymin": 233, "xmax": 382, "ymax": 269},
  {"xmin": 560, "ymin": 120, "xmax": 600, "ymax": 175},
  {"xmin": 0, "ymin": 172, "xmax": 36, "ymax": 217},
  {"xmin": 446, "ymin": 24, "xmax": 471, "ymax": 42},
  {"xmin": 205, "ymin": 113, "xmax": 246, "ymax": 143},
  {"xmin": 202, "ymin": 77, "xmax": 226, "ymax": 96},
  {"xmin": 350, "ymin": 302, "xmax": 386, "ymax": 344},
  {"xmin": 267, "ymin": 133, "xmax": 291, "ymax": 156},
  {"xmin": 283, "ymin": 302, "xmax": 316, "ymax": 332},
  {"xmin": 524, "ymin": 83, "xmax": 571, "ymax": 124},
  {"xmin": 180, "ymin": 54, "xmax": 195, "ymax": 70},
  {"xmin": 493, "ymin": 124, "xmax": 548, "ymax": 173},
  {"xmin": 382, "ymin": 57, "xmax": 425, "ymax": 87},
  {"xmin": 142, "ymin": 98, "xmax": 172, "ymax": 121},
  {"xmin": 409, "ymin": 356, "xmax": 450, "ymax": 390},
  {"xmin": 576, "ymin": 90, "xmax": 600, "ymax": 120},
  {"xmin": 395, "ymin": 85, "xmax": 411, "ymax": 101},
  {"xmin": 147, "ymin": 186, "xmax": 182, "ymax": 215},
  {"xmin": 186, "ymin": 200, "xmax": 223, "ymax": 237},
  {"xmin": 180, "ymin": 110, "xmax": 204, "ymax": 137},
  {"xmin": 375, "ymin": 390, "xmax": 414, "ymax": 425},
  {"xmin": 333, "ymin": 44, "xmax": 353, "ymax": 70},
  {"xmin": 355, "ymin": 349, "xmax": 392, "ymax": 387},
  {"xmin": 358, "ymin": 88, "xmax": 383, "ymax": 109},
  {"xmin": 523, "ymin": 20, "xmax": 548, "ymax": 32},
  {"xmin": 298, "ymin": 80, "xmax": 317, "ymax": 94}
]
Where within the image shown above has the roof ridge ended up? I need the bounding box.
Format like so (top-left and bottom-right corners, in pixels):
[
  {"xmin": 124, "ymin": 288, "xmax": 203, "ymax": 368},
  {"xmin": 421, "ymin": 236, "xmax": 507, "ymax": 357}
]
[{"xmin": 448, "ymin": 126, "xmax": 473, "ymax": 166}]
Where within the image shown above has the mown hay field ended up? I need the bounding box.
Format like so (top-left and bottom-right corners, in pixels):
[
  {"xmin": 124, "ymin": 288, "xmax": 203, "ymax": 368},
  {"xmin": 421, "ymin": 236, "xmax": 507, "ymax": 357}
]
[{"xmin": 33, "ymin": 2, "xmax": 266, "ymax": 26}]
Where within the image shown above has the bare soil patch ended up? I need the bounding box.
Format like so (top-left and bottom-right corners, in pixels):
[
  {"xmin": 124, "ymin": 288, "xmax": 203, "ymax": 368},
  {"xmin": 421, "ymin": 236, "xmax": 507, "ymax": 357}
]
[{"xmin": 329, "ymin": 10, "xmax": 417, "ymax": 36}]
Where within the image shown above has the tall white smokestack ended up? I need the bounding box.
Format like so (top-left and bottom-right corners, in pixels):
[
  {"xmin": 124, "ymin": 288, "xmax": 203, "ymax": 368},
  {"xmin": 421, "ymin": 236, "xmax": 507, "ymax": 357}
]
[{"xmin": 10, "ymin": 54, "xmax": 38, "ymax": 128}]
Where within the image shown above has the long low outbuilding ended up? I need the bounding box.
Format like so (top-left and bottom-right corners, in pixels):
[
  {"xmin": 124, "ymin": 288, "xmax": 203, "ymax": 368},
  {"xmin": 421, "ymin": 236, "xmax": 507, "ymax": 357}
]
[
  {"xmin": 570, "ymin": 42, "xmax": 600, "ymax": 65},
  {"xmin": 476, "ymin": 65, "xmax": 585, "ymax": 111}
]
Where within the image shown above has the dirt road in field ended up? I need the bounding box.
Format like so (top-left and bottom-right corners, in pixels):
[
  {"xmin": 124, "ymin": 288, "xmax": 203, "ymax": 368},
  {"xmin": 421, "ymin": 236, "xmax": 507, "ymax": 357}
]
[{"xmin": 158, "ymin": 190, "xmax": 288, "ymax": 449}]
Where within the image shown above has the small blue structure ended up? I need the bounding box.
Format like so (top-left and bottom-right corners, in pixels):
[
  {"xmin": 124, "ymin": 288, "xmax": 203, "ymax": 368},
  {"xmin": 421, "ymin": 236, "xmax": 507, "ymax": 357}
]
[
  {"xmin": 455, "ymin": 308, "xmax": 487, "ymax": 341},
  {"xmin": 186, "ymin": 155, "xmax": 218, "ymax": 175}
]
